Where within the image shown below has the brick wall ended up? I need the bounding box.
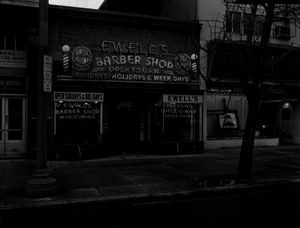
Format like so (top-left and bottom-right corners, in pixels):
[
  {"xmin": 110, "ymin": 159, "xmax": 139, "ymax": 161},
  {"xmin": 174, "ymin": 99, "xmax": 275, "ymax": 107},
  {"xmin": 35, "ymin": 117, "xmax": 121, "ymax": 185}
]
[{"xmin": 48, "ymin": 11, "xmax": 196, "ymax": 62}]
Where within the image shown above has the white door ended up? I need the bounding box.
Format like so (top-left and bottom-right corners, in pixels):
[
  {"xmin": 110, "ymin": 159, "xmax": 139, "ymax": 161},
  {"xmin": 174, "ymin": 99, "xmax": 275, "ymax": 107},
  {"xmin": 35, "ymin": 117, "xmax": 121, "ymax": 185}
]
[{"xmin": 0, "ymin": 97, "xmax": 26, "ymax": 155}]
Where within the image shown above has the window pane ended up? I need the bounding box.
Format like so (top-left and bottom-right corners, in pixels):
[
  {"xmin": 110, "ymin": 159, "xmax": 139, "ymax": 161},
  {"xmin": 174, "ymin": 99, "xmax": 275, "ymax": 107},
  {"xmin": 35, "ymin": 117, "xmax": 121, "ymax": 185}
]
[
  {"xmin": 226, "ymin": 12, "xmax": 232, "ymax": 33},
  {"xmin": 8, "ymin": 131, "xmax": 22, "ymax": 140},
  {"xmin": 6, "ymin": 37, "xmax": 15, "ymax": 50},
  {"xmin": 8, "ymin": 99, "xmax": 23, "ymax": 130},
  {"xmin": 243, "ymin": 13, "xmax": 252, "ymax": 35},
  {"xmin": 0, "ymin": 37, "xmax": 4, "ymax": 49},
  {"xmin": 163, "ymin": 103, "xmax": 200, "ymax": 141},
  {"xmin": 16, "ymin": 37, "xmax": 26, "ymax": 51},
  {"xmin": 55, "ymin": 101, "xmax": 101, "ymax": 143},
  {"xmin": 232, "ymin": 12, "xmax": 241, "ymax": 34}
]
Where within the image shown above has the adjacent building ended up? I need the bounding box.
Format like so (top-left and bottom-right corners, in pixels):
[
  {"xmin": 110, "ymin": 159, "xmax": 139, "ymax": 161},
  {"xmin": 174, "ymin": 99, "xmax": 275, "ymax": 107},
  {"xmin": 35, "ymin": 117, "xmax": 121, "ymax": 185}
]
[{"xmin": 198, "ymin": 0, "xmax": 300, "ymax": 148}]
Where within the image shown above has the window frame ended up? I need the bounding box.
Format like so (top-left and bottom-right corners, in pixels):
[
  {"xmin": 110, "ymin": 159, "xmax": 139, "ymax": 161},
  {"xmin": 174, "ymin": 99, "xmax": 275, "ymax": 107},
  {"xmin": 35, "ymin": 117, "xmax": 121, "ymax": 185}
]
[
  {"xmin": 226, "ymin": 10, "xmax": 265, "ymax": 37},
  {"xmin": 0, "ymin": 36, "xmax": 26, "ymax": 51}
]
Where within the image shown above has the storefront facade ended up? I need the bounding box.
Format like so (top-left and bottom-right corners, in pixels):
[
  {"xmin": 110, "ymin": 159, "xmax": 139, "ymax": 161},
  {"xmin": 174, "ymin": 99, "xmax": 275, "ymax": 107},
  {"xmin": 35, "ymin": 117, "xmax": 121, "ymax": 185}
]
[
  {"xmin": 204, "ymin": 40, "xmax": 300, "ymax": 149},
  {"xmin": 0, "ymin": 4, "xmax": 39, "ymax": 157},
  {"xmin": 49, "ymin": 7, "xmax": 204, "ymax": 158}
]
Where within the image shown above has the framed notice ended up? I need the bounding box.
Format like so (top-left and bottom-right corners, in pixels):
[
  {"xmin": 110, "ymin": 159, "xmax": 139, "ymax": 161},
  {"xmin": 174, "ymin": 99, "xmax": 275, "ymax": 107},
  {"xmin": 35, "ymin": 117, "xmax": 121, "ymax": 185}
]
[{"xmin": 218, "ymin": 111, "xmax": 239, "ymax": 129}]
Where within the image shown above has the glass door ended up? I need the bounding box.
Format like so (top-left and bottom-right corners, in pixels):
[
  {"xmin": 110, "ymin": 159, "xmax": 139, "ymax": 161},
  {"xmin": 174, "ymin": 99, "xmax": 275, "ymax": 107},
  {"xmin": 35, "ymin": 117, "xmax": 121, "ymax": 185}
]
[{"xmin": 0, "ymin": 97, "xmax": 26, "ymax": 155}]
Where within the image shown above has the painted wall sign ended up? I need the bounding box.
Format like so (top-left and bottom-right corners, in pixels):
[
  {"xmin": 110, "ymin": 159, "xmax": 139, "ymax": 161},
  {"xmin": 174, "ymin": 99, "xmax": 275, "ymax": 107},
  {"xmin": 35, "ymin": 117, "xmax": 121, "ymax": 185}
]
[
  {"xmin": 59, "ymin": 42, "xmax": 196, "ymax": 84},
  {"xmin": 0, "ymin": 77, "xmax": 26, "ymax": 94},
  {"xmin": 54, "ymin": 92, "xmax": 104, "ymax": 102},
  {"xmin": 0, "ymin": 50, "xmax": 27, "ymax": 68},
  {"xmin": 163, "ymin": 94, "xmax": 202, "ymax": 103}
]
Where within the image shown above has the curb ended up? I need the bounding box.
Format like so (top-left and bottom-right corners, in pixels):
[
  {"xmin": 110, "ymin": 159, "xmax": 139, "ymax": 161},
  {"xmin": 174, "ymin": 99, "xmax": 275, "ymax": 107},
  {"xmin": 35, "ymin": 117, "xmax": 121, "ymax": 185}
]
[{"xmin": 1, "ymin": 178, "xmax": 300, "ymax": 211}]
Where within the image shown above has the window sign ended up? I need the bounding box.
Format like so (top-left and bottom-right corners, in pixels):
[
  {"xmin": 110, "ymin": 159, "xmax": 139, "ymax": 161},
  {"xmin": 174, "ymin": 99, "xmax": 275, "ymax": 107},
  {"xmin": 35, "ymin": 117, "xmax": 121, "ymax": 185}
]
[
  {"xmin": 163, "ymin": 94, "xmax": 202, "ymax": 104},
  {"xmin": 0, "ymin": 50, "xmax": 27, "ymax": 68},
  {"xmin": 54, "ymin": 92, "xmax": 104, "ymax": 143},
  {"xmin": 54, "ymin": 92, "xmax": 104, "ymax": 102},
  {"xmin": 0, "ymin": 77, "xmax": 26, "ymax": 94},
  {"xmin": 162, "ymin": 94, "xmax": 202, "ymax": 141}
]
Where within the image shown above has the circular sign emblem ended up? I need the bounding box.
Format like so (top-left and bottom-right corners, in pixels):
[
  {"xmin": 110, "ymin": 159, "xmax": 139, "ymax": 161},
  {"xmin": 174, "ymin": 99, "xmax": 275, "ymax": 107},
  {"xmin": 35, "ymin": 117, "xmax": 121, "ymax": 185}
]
[
  {"xmin": 72, "ymin": 46, "xmax": 93, "ymax": 68},
  {"xmin": 174, "ymin": 53, "xmax": 191, "ymax": 71},
  {"xmin": 174, "ymin": 53, "xmax": 191, "ymax": 75}
]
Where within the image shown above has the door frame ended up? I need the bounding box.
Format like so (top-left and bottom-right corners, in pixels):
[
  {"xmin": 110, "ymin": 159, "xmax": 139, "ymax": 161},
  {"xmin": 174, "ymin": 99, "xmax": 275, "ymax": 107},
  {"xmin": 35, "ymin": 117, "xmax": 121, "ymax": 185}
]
[{"xmin": 0, "ymin": 96, "xmax": 27, "ymax": 155}]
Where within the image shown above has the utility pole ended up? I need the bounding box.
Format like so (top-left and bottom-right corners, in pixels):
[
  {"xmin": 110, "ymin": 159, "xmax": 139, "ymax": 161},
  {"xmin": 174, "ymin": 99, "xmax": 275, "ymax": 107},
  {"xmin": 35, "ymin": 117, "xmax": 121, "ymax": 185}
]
[
  {"xmin": 26, "ymin": 0, "xmax": 57, "ymax": 198},
  {"xmin": 36, "ymin": 0, "xmax": 48, "ymax": 169}
]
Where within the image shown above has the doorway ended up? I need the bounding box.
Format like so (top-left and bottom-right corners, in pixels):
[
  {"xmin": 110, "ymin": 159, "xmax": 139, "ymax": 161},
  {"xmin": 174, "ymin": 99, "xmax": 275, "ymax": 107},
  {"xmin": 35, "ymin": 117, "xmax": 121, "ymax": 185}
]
[
  {"xmin": 110, "ymin": 100, "xmax": 144, "ymax": 143},
  {"xmin": 0, "ymin": 97, "xmax": 26, "ymax": 155}
]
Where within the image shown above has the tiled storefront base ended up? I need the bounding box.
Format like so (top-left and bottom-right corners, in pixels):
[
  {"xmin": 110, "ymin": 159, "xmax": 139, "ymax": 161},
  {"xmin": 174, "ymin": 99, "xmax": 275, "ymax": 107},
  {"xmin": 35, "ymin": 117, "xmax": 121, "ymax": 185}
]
[{"xmin": 205, "ymin": 137, "xmax": 279, "ymax": 150}]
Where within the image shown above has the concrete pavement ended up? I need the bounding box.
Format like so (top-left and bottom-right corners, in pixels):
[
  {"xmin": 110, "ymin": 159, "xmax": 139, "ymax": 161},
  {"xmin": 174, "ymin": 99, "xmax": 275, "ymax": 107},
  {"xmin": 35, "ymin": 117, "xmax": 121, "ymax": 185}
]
[{"xmin": 1, "ymin": 144, "xmax": 300, "ymax": 211}]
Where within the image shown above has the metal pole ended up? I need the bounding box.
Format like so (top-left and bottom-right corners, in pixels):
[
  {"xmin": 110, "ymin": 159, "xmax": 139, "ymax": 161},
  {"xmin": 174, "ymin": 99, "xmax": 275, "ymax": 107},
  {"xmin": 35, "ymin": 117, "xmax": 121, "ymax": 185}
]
[{"xmin": 37, "ymin": 0, "xmax": 48, "ymax": 169}]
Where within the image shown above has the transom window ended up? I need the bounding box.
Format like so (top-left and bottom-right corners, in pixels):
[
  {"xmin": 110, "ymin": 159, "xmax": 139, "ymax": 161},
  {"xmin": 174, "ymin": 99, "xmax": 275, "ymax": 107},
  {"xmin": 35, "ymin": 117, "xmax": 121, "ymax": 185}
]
[{"xmin": 0, "ymin": 36, "xmax": 26, "ymax": 51}]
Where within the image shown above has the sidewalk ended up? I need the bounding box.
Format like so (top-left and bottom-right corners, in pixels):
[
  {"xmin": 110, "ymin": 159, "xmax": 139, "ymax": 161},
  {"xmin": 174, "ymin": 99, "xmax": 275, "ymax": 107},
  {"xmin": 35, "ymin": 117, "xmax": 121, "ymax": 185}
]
[{"xmin": 1, "ymin": 144, "xmax": 300, "ymax": 211}]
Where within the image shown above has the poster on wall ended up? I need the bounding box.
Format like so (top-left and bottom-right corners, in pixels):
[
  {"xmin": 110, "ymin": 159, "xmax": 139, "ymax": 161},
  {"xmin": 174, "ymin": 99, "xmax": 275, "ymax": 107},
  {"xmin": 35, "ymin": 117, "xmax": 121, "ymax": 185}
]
[
  {"xmin": 0, "ymin": 50, "xmax": 27, "ymax": 68},
  {"xmin": 218, "ymin": 112, "xmax": 239, "ymax": 129},
  {"xmin": 57, "ymin": 42, "xmax": 202, "ymax": 85}
]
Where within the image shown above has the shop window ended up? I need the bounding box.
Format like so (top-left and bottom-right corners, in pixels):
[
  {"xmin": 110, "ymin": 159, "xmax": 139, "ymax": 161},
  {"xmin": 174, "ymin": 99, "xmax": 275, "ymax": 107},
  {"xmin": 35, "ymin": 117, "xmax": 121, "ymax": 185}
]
[
  {"xmin": 162, "ymin": 95, "xmax": 202, "ymax": 142},
  {"xmin": 54, "ymin": 101, "xmax": 102, "ymax": 144},
  {"xmin": 206, "ymin": 94, "xmax": 248, "ymax": 138}
]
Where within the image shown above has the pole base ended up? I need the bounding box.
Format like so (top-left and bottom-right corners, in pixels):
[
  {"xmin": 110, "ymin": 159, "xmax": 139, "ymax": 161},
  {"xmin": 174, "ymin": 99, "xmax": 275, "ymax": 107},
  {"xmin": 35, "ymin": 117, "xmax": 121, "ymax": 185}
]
[{"xmin": 26, "ymin": 169, "xmax": 57, "ymax": 198}]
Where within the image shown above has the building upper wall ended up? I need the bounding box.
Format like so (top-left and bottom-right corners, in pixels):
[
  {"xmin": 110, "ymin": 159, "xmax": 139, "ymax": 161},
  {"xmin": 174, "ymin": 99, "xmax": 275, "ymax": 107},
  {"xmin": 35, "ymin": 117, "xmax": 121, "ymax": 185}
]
[
  {"xmin": 198, "ymin": 0, "xmax": 300, "ymax": 46},
  {"xmin": 160, "ymin": 0, "xmax": 198, "ymax": 20},
  {"xmin": 100, "ymin": 0, "xmax": 198, "ymax": 21}
]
